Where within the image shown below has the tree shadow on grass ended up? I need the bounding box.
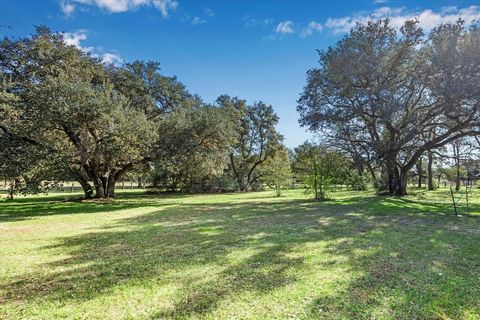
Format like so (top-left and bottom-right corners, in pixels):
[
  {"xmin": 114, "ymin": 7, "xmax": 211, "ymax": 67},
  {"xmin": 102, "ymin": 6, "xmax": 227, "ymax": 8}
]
[
  {"xmin": 0, "ymin": 190, "xmax": 380, "ymax": 224},
  {"xmin": 0, "ymin": 199, "xmax": 153, "ymax": 223},
  {"xmin": 305, "ymin": 219, "xmax": 480, "ymax": 319},
  {"xmin": 1, "ymin": 200, "xmax": 321, "ymax": 318},
  {"xmin": 0, "ymin": 191, "xmax": 209, "ymax": 223},
  {"xmin": 1, "ymin": 194, "xmax": 480, "ymax": 318}
]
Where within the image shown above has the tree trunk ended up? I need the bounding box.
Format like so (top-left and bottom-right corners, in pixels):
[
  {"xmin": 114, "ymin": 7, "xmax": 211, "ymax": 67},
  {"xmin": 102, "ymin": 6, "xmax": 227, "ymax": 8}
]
[
  {"xmin": 94, "ymin": 179, "xmax": 105, "ymax": 198},
  {"xmin": 80, "ymin": 163, "xmax": 132, "ymax": 198},
  {"xmin": 455, "ymin": 165, "xmax": 461, "ymax": 191},
  {"xmin": 356, "ymin": 161, "xmax": 363, "ymax": 176},
  {"xmin": 427, "ymin": 151, "xmax": 434, "ymax": 190},
  {"xmin": 8, "ymin": 180, "xmax": 15, "ymax": 200},
  {"xmin": 319, "ymin": 170, "xmax": 325, "ymax": 200},
  {"xmin": 152, "ymin": 175, "xmax": 160, "ymax": 188},
  {"xmin": 92, "ymin": 175, "xmax": 119, "ymax": 198},
  {"xmin": 235, "ymin": 176, "xmax": 248, "ymax": 192},
  {"xmin": 366, "ymin": 163, "xmax": 377, "ymax": 185},
  {"xmin": 454, "ymin": 141, "xmax": 461, "ymax": 192},
  {"xmin": 76, "ymin": 173, "xmax": 94, "ymax": 199},
  {"xmin": 417, "ymin": 159, "xmax": 422, "ymax": 188},
  {"xmin": 313, "ymin": 154, "xmax": 319, "ymax": 199},
  {"xmin": 395, "ymin": 169, "xmax": 408, "ymax": 196},
  {"xmin": 275, "ymin": 177, "xmax": 281, "ymax": 197},
  {"xmin": 385, "ymin": 155, "xmax": 398, "ymax": 195},
  {"xmin": 107, "ymin": 178, "xmax": 116, "ymax": 197}
]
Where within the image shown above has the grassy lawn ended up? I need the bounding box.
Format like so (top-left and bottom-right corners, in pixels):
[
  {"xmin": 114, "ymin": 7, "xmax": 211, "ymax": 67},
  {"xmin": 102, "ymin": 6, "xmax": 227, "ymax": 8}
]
[{"xmin": 1, "ymin": 188, "xmax": 480, "ymax": 319}]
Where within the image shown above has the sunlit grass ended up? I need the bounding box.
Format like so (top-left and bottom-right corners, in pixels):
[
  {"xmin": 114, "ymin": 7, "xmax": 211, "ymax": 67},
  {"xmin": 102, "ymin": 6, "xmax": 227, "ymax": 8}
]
[{"xmin": 1, "ymin": 188, "xmax": 480, "ymax": 319}]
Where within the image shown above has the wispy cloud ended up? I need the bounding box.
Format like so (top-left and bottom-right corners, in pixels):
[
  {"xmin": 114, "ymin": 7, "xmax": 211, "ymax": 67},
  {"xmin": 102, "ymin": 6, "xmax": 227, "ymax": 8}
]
[
  {"xmin": 324, "ymin": 5, "xmax": 480, "ymax": 34},
  {"xmin": 62, "ymin": 29, "xmax": 122, "ymax": 65},
  {"xmin": 60, "ymin": 0, "xmax": 75, "ymax": 16},
  {"xmin": 181, "ymin": 13, "xmax": 210, "ymax": 26},
  {"xmin": 300, "ymin": 21, "xmax": 323, "ymax": 38},
  {"xmin": 243, "ymin": 15, "xmax": 274, "ymax": 28},
  {"xmin": 60, "ymin": 0, "xmax": 178, "ymax": 16},
  {"xmin": 373, "ymin": 0, "xmax": 388, "ymax": 3},
  {"xmin": 204, "ymin": 8, "xmax": 214, "ymax": 17},
  {"xmin": 153, "ymin": 0, "xmax": 178, "ymax": 17},
  {"xmin": 180, "ymin": 8, "xmax": 214, "ymax": 26},
  {"xmin": 191, "ymin": 16, "xmax": 206, "ymax": 25},
  {"xmin": 276, "ymin": 20, "xmax": 294, "ymax": 34},
  {"xmin": 62, "ymin": 30, "xmax": 89, "ymax": 49},
  {"xmin": 101, "ymin": 52, "xmax": 123, "ymax": 65},
  {"xmin": 271, "ymin": 5, "xmax": 480, "ymax": 40}
]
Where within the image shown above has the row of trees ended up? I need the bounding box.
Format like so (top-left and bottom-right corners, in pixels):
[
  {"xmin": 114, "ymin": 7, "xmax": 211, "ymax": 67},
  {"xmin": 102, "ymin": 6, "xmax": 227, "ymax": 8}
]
[
  {"xmin": 404, "ymin": 136, "xmax": 480, "ymax": 191},
  {"xmin": 5, "ymin": 19, "xmax": 478, "ymax": 200},
  {"xmin": 0, "ymin": 27, "xmax": 288, "ymax": 198},
  {"xmin": 298, "ymin": 18, "xmax": 480, "ymax": 196}
]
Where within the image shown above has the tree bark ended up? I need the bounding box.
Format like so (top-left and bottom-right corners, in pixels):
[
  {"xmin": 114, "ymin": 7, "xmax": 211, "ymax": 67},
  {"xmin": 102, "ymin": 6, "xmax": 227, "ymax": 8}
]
[
  {"xmin": 79, "ymin": 162, "xmax": 134, "ymax": 198},
  {"xmin": 107, "ymin": 178, "xmax": 116, "ymax": 197},
  {"xmin": 455, "ymin": 165, "xmax": 461, "ymax": 191},
  {"xmin": 454, "ymin": 141, "xmax": 461, "ymax": 191},
  {"xmin": 94, "ymin": 178, "xmax": 105, "ymax": 198},
  {"xmin": 75, "ymin": 172, "xmax": 94, "ymax": 199},
  {"xmin": 313, "ymin": 153, "xmax": 319, "ymax": 199},
  {"xmin": 427, "ymin": 151, "xmax": 434, "ymax": 190},
  {"xmin": 384, "ymin": 153, "xmax": 409, "ymax": 196},
  {"xmin": 366, "ymin": 163, "xmax": 377, "ymax": 185},
  {"xmin": 395, "ymin": 169, "xmax": 408, "ymax": 196},
  {"xmin": 385, "ymin": 155, "xmax": 399, "ymax": 195},
  {"xmin": 230, "ymin": 154, "xmax": 248, "ymax": 192},
  {"xmin": 8, "ymin": 180, "xmax": 15, "ymax": 200},
  {"xmin": 275, "ymin": 177, "xmax": 281, "ymax": 197},
  {"xmin": 79, "ymin": 179, "xmax": 94, "ymax": 199},
  {"xmin": 416, "ymin": 159, "xmax": 422, "ymax": 188}
]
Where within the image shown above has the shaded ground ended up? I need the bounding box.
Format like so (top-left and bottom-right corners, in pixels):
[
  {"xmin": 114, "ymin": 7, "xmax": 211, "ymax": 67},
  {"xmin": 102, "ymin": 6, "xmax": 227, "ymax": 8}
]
[{"xmin": 0, "ymin": 189, "xmax": 479, "ymax": 319}]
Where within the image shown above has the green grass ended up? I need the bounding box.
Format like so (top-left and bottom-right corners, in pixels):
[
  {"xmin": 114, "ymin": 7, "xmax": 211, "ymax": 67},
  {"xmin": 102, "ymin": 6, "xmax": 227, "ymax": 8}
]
[{"xmin": 1, "ymin": 188, "xmax": 480, "ymax": 319}]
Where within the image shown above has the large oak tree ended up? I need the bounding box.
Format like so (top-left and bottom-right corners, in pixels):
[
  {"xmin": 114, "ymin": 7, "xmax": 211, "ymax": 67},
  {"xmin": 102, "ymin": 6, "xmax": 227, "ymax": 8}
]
[
  {"xmin": 298, "ymin": 19, "xmax": 480, "ymax": 195},
  {"xmin": 0, "ymin": 27, "xmax": 186, "ymax": 198},
  {"xmin": 217, "ymin": 95, "xmax": 283, "ymax": 191}
]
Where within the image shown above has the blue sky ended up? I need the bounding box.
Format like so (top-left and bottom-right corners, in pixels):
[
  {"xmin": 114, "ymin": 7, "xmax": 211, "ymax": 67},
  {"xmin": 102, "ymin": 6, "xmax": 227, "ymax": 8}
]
[{"xmin": 1, "ymin": 0, "xmax": 480, "ymax": 148}]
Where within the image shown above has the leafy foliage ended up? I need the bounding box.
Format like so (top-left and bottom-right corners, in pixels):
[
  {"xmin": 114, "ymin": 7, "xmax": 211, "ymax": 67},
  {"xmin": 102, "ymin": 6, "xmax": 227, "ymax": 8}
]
[
  {"xmin": 258, "ymin": 147, "xmax": 292, "ymax": 196},
  {"xmin": 298, "ymin": 19, "xmax": 480, "ymax": 196},
  {"xmin": 217, "ymin": 95, "xmax": 284, "ymax": 191},
  {"xmin": 152, "ymin": 100, "xmax": 235, "ymax": 192},
  {"xmin": 294, "ymin": 142, "xmax": 349, "ymax": 200},
  {"xmin": 0, "ymin": 28, "xmax": 287, "ymax": 197},
  {"xmin": 0, "ymin": 28, "xmax": 188, "ymax": 198}
]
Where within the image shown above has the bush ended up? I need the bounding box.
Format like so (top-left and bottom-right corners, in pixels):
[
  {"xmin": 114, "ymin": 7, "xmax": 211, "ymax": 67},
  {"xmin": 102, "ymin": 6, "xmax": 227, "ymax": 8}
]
[{"xmin": 348, "ymin": 172, "xmax": 368, "ymax": 191}]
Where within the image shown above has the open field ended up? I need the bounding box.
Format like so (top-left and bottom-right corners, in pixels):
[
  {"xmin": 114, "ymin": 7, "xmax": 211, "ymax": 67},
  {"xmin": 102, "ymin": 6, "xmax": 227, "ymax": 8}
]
[{"xmin": 1, "ymin": 189, "xmax": 480, "ymax": 319}]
